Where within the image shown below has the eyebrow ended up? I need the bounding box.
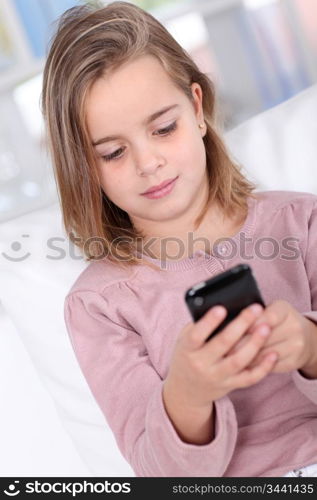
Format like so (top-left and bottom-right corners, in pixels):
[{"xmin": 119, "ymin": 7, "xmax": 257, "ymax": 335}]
[{"xmin": 92, "ymin": 104, "xmax": 179, "ymax": 146}]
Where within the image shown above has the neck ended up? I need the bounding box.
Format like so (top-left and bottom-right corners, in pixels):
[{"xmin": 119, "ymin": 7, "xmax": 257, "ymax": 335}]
[{"xmin": 137, "ymin": 202, "xmax": 245, "ymax": 262}]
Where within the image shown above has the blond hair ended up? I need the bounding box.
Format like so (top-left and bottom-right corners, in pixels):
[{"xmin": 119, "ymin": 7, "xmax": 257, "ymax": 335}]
[{"xmin": 41, "ymin": 0, "xmax": 256, "ymax": 272}]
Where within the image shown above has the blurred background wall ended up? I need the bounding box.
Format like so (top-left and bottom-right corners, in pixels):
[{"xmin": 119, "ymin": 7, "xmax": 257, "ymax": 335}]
[{"xmin": 0, "ymin": 0, "xmax": 316, "ymax": 223}]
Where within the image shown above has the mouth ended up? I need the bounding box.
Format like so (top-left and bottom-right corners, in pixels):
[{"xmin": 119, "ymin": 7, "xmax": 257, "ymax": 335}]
[
  {"xmin": 141, "ymin": 176, "xmax": 178, "ymax": 195},
  {"xmin": 140, "ymin": 176, "xmax": 178, "ymax": 199}
]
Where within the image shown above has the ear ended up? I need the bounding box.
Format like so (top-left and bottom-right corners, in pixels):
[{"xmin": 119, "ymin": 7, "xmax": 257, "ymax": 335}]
[{"xmin": 190, "ymin": 82, "xmax": 204, "ymax": 125}]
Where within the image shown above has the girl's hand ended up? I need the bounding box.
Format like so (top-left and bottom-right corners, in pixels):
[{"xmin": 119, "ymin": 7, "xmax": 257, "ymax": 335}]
[
  {"xmin": 163, "ymin": 303, "xmax": 277, "ymax": 411},
  {"xmin": 229, "ymin": 299, "xmax": 317, "ymax": 376}
]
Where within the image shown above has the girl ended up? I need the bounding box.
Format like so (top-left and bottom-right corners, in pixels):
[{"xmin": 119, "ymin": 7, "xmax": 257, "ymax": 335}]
[{"xmin": 41, "ymin": 1, "xmax": 317, "ymax": 477}]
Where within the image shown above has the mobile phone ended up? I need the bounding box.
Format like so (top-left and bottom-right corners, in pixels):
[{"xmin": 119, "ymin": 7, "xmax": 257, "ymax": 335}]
[{"xmin": 184, "ymin": 263, "xmax": 265, "ymax": 342}]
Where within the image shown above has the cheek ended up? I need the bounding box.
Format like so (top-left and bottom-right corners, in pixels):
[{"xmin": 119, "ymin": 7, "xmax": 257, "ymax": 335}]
[
  {"xmin": 99, "ymin": 169, "xmax": 123, "ymax": 202},
  {"xmin": 99, "ymin": 170, "xmax": 110, "ymax": 194},
  {"xmin": 172, "ymin": 132, "xmax": 206, "ymax": 173}
]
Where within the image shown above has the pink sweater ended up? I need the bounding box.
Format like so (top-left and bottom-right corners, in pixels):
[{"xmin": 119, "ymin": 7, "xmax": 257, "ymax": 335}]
[{"xmin": 64, "ymin": 190, "xmax": 317, "ymax": 477}]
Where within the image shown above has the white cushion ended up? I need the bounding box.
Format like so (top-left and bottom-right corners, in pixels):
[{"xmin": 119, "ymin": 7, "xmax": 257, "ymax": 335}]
[
  {"xmin": 0, "ymin": 83, "xmax": 316, "ymax": 475},
  {"xmin": 0, "ymin": 303, "xmax": 90, "ymax": 476},
  {"xmin": 0, "ymin": 204, "xmax": 134, "ymax": 476},
  {"xmin": 225, "ymin": 83, "xmax": 317, "ymax": 193}
]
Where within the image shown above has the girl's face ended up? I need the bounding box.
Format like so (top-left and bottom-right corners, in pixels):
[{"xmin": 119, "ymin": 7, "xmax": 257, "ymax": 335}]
[{"xmin": 85, "ymin": 54, "xmax": 207, "ymax": 235}]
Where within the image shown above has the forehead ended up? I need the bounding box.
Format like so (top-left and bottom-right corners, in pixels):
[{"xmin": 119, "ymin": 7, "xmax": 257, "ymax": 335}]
[{"xmin": 85, "ymin": 55, "xmax": 185, "ymax": 131}]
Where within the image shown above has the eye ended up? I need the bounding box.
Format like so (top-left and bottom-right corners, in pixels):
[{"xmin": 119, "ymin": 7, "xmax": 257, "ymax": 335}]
[
  {"xmin": 101, "ymin": 147, "xmax": 125, "ymax": 162},
  {"xmin": 155, "ymin": 120, "xmax": 177, "ymax": 136},
  {"xmin": 100, "ymin": 121, "xmax": 177, "ymax": 162}
]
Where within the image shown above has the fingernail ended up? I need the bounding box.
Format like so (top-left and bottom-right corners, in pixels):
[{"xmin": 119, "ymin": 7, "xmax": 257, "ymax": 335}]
[
  {"xmin": 267, "ymin": 353, "xmax": 278, "ymax": 362},
  {"xmin": 257, "ymin": 324, "xmax": 270, "ymax": 336},
  {"xmin": 250, "ymin": 304, "xmax": 263, "ymax": 314},
  {"xmin": 212, "ymin": 306, "xmax": 226, "ymax": 318}
]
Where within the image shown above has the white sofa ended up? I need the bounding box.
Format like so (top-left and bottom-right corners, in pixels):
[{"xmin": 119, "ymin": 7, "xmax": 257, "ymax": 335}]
[{"xmin": 0, "ymin": 83, "xmax": 316, "ymax": 476}]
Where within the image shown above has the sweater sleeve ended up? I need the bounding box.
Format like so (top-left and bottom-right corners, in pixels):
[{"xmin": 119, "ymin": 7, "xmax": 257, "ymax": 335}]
[
  {"xmin": 64, "ymin": 289, "xmax": 238, "ymax": 477},
  {"xmin": 293, "ymin": 199, "xmax": 317, "ymax": 403}
]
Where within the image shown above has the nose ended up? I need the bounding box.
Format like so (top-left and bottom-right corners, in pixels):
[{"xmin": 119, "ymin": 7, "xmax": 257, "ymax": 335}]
[{"xmin": 134, "ymin": 144, "xmax": 166, "ymax": 176}]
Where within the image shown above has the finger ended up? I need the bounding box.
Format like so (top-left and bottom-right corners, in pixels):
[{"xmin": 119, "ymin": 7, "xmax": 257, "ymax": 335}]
[
  {"xmin": 265, "ymin": 355, "xmax": 293, "ymax": 373},
  {"xmin": 226, "ymin": 333, "xmax": 251, "ymax": 356},
  {"xmin": 245, "ymin": 319, "xmax": 291, "ymax": 367},
  {"xmin": 226, "ymin": 352, "xmax": 278, "ymax": 389},
  {"xmin": 247, "ymin": 342, "xmax": 289, "ymax": 370},
  {"xmin": 227, "ymin": 320, "xmax": 281, "ymax": 357},
  {"xmin": 216, "ymin": 322, "xmax": 273, "ymax": 377},
  {"xmin": 248, "ymin": 320, "xmax": 289, "ymax": 346},
  {"xmin": 248, "ymin": 302, "xmax": 286, "ymax": 334},
  {"xmin": 202, "ymin": 303, "xmax": 264, "ymax": 361},
  {"xmin": 184, "ymin": 305, "xmax": 227, "ymax": 350}
]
